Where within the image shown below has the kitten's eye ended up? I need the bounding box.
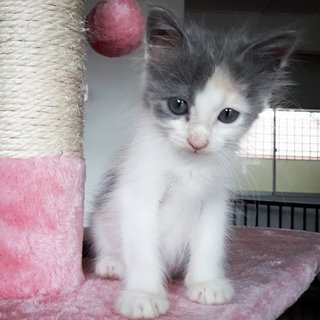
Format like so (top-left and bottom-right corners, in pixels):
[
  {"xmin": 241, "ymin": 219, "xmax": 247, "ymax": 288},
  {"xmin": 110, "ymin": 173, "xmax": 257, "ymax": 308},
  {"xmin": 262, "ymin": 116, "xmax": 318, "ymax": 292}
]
[
  {"xmin": 167, "ymin": 98, "xmax": 188, "ymax": 115},
  {"xmin": 218, "ymin": 108, "xmax": 240, "ymax": 123}
]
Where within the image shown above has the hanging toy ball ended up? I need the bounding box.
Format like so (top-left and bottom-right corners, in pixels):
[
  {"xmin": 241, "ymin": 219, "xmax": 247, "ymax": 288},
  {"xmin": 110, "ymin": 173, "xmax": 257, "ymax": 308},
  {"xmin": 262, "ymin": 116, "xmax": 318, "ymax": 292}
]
[{"xmin": 87, "ymin": 0, "xmax": 144, "ymax": 57}]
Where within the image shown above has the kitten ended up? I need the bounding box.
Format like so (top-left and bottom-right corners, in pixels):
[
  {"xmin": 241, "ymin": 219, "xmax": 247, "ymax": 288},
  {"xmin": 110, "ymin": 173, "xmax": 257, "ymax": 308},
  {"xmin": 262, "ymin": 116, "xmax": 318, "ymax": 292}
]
[{"xmin": 89, "ymin": 7, "xmax": 297, "ymax": 319}]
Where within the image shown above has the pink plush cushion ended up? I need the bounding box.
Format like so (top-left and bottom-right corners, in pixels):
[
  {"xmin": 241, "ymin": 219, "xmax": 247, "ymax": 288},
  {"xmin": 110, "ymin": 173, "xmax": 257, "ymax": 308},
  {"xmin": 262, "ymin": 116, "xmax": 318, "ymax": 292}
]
[
  {"xmin": 1, "ymin": 227, "xmax": 319, "ymax": 319},
  {"xmin": 0, "ymin": 157, "xmax": 85, "ymax": 298}
]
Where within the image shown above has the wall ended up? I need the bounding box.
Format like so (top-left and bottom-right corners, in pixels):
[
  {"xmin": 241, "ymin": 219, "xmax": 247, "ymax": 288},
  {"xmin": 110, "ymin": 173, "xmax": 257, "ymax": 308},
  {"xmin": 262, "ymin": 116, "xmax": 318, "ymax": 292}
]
[
  {"xmin": 238, "ymin": 158, "xmax": 320, "ymax": 194},
  {"xmin": 276, "ymin": 160, "xmax": 320, "ymax": 194},
  {"xmin": 84, "ymin": 0, "xmax": 185, "ymax": 224},
  {"xmin": 238, "ymin": 159, "xmax": 273, "ymax": 193}
]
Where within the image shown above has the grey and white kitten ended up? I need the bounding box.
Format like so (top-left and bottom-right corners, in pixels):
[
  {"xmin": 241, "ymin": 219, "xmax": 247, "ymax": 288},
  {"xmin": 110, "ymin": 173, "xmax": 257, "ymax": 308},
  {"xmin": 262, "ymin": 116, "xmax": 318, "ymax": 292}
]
[{"xmin": 89, "ymin": 7, "xmax": 297, "ymax": 319}]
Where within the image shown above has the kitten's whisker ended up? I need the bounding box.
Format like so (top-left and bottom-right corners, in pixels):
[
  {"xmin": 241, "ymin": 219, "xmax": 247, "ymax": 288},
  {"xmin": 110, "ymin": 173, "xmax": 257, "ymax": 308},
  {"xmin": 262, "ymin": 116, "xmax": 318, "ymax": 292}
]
[{"xmin": 215, "ymin": 151, "xmax": 243, "ymax": 193}]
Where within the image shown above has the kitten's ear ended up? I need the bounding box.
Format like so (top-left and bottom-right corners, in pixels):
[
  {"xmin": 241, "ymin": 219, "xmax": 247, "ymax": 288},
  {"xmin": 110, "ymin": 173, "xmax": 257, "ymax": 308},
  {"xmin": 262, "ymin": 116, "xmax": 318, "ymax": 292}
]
[
  {"xmin": 146, "ymin": 7, "xmax": 185, "ymax": 49},
  {"xmin": 244, "ymin": 30, "xmax": 298, "ymax": 69}
]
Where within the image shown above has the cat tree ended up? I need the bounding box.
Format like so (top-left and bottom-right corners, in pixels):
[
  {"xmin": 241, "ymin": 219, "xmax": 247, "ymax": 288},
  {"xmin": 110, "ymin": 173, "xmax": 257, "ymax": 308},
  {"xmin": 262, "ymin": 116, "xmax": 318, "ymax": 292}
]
[{"xmin": 0, "ymin": 0, "xmax": 143, "ymax": 301}]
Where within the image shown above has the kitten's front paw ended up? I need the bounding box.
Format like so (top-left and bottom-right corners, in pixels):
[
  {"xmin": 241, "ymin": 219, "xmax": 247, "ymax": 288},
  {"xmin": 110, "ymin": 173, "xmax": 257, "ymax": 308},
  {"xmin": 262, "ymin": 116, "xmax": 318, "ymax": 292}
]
[
  {"xmin": 94, "ymin": 256, "xmax": 123, "ymax": 279},
  {"xmin": 116, "ymin": 289, "xmax": 169, "ymax": 319},
  {"xmin": 186, "ymin": 278, "xmax": 234, "ymax": 305}
]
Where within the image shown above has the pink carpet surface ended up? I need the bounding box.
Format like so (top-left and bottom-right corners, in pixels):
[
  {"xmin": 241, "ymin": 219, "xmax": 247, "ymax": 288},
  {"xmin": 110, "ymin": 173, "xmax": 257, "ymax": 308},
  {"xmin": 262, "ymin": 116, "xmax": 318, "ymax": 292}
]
[{"xmin": 1, "ymin": 227, "xmax": 320, "ymax": 320}]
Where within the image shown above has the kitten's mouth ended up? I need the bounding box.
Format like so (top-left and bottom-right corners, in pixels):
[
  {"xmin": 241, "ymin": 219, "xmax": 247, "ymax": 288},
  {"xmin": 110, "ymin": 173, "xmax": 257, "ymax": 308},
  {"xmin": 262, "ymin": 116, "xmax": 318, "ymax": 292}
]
[
  {"xmin": 186, "ymin": 145, "xmax": 208, "ymax": 155},
  {"xmin": 187, "ymin": 137, "xmax": 209, "ymax": 153}
]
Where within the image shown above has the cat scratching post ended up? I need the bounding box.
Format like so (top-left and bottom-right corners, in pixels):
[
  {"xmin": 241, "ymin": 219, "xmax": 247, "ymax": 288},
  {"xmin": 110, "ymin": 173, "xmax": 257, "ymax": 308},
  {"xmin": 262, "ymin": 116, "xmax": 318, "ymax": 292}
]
[{"xmin": 0, "ymin": 0, "xmax": 86, "ymax": 298}]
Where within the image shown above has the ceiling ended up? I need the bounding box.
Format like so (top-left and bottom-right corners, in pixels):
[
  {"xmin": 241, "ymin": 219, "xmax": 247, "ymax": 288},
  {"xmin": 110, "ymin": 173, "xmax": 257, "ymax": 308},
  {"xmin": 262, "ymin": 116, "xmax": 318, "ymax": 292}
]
[
  {"xmin": 185, "ymin": 0, "xmax": 320, "ymax": 54},
  {"xmin": 185, "ymin": 0, "xmax": 320, "ymax": 14}
]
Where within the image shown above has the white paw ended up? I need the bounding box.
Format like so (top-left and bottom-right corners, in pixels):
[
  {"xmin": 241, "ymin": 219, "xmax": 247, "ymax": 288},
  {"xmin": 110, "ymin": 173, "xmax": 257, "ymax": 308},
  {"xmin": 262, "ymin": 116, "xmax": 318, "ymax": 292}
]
[
  {"xmin": 94, "ymin": 256, "xmax": 123, "ymax": 279},
  {"xmin": 115, "ymin": 289, "xmax": 170, "ymax": 319},
  {"xmin": 186, "ymin": 279, "xmax": 234, "ymax": 305}
]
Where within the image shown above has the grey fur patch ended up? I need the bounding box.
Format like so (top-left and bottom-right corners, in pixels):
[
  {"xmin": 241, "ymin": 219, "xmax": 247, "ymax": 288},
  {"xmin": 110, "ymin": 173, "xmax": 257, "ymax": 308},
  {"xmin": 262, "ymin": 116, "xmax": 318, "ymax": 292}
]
[{"xmin": 93, "ymin": 170, "xmax": 118, "ymax": 210}]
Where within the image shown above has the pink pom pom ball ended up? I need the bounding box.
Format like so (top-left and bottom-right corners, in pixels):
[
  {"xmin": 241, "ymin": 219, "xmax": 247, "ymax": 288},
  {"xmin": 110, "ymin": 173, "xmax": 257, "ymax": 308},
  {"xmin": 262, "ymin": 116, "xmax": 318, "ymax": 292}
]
[{"xmin": 87, "ymin": 0, "xmax": 145, "ymax": 57}]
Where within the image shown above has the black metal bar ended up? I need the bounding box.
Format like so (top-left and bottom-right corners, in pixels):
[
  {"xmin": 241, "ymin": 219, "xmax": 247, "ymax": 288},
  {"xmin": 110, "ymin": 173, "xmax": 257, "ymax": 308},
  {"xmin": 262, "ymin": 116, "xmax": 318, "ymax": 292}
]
[
  {"xmin": 232, "ymin": 202, "xmax": 237, "ymax": 226},
  {"xmin": 279, "ymin": 205, "xmax": 283, "ymax": 228},
  {"xmin": 267, "ymin": 205, "xmax": 271, "ymax": 228},
  {"xmin": 244, "ymin": 203, "xmax": 248, "ymax": 226},
  {"xmin": 316, "ymin": 208, "xmax": 319, "ymax": 233},
  {"xmin": 290, "ymin": 206, "xmax": 294, "ymax": 230},
  {"xmin": 255, "ymin": 202, "xmax": 259, "ymax": 227},
  {"xmin": 303, "ymin": 207, "xmax": 307, "ymax": 231}
]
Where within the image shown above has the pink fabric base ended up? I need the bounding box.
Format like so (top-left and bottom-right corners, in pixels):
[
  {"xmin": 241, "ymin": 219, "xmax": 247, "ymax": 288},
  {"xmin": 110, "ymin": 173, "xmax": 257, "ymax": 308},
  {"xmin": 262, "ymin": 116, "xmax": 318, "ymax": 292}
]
[
  {"xmin": 1, "ymin": 227, "xmax": 319, "ymax": 320},
  {"xmin": 0, "ymin": 157, "xmax": 85, "ymax": 298}
]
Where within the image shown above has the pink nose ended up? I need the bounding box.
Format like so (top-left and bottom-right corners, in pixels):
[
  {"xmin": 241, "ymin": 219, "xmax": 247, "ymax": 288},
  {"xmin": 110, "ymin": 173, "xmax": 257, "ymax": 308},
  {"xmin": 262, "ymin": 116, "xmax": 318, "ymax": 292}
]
[{"xmin": 187, "ymin": 137, "xmax": 209, "ymax": 151}]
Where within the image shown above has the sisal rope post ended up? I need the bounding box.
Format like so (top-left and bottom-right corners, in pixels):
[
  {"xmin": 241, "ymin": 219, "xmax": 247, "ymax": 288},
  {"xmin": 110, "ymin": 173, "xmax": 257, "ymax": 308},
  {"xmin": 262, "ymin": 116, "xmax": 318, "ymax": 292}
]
[
  {"xmin": 0, "ymin": 0, "xmax": 86, "ymax": 298},
  {"xmin": 0, "ymin": 0, "xmax": 86, "ymax": 157}
]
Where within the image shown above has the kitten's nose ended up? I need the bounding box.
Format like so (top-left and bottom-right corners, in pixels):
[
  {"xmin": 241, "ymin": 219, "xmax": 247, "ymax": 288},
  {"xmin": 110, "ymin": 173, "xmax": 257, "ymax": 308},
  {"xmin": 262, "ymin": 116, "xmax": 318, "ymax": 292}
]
[
  {"xmin": 187, "ymin": 126, "xmax": 209, "ymax": 152},
  {"xmin": 187, "ymin": 137, "xmax": 209, "ymax": 152}
]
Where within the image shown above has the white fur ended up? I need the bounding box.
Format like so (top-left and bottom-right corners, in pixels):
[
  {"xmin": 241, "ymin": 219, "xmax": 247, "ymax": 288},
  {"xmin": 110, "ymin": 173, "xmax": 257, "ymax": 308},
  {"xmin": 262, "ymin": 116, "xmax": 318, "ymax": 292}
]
[{"xmin": 89, "ymin": 68, "xmax": 249, "ymax": 318}]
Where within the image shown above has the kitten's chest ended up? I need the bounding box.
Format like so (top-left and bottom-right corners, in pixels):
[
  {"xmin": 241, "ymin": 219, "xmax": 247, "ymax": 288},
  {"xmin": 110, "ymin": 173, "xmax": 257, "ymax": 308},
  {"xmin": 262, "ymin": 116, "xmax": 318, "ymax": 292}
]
[
  {"xmin": 158, "ymin": 167, "xmax": 212, "ymax": 269},
  {"xmin": 159, "ymin": 166, "xmax": 212, "ymax": 233},
  {"xmin": 167, "ymin": 163, "xmax": 213, "ymax": 199},
  {"xmin": 157, "ymin": 158, "xmax": 223, "ymax": 231}
]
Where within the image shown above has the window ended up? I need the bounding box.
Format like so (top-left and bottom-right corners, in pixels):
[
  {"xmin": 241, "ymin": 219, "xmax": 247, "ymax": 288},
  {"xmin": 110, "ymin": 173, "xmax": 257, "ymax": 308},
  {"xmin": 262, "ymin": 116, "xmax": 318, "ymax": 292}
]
[
  {"xmin": 238, "ymin": 108, "xmax": 320, "ymax": 194},
  {"xmin": 239, "ymin": 109, "xmax": 274, "ymax": 159}
]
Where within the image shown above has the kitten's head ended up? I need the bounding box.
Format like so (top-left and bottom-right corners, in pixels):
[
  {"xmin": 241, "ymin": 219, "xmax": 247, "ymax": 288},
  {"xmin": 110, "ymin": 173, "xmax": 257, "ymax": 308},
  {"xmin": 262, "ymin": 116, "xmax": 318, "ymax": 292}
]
[{"xmin": 143, "ymin": 7, "xmax": 297, "ymax": 155}]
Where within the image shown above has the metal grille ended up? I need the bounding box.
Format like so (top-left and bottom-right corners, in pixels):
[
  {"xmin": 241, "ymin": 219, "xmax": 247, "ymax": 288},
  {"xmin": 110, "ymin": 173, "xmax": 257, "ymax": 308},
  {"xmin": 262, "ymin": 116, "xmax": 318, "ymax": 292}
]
[
  {"xmin": 277, "ymin": 110, "xmax": 320, "ymax": 160},
  {"xmin": 232, "ymin": 198, "xmax": 320, "ymax": 232},
  {"xmin": 239, "ymin": 109, "xmax": 274, "ymax": 159},
  {"xmin": 239, "ymin": 109, "xmax": 320, "ymax": 161}
]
